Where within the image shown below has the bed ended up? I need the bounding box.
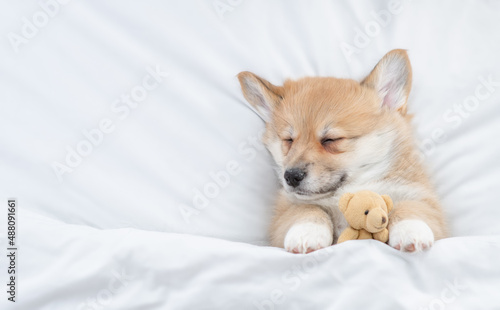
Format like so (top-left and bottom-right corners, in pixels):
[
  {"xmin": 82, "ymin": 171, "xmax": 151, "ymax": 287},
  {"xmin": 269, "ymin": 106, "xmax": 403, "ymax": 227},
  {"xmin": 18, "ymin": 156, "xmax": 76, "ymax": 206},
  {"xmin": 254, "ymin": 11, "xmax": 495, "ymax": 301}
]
[{"xmin": 2, "ymin": 1, "xmax": 500, "ymax": 309}]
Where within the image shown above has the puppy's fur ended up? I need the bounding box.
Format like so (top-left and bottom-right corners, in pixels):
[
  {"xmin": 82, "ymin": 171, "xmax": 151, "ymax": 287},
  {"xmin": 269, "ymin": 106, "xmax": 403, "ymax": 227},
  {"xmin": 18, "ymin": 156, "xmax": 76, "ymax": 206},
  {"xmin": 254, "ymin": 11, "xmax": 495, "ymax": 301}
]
[{"xmin": 238, "ymin": 50, "xmax": 447, "ymax": 253}]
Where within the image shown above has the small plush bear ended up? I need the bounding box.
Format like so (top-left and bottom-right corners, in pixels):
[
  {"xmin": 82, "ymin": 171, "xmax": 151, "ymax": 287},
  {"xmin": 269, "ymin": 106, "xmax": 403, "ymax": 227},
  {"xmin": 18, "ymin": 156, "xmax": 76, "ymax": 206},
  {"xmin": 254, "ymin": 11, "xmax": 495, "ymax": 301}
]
[{"xmin": 337, "ymin": 190, "xmax": 393, "ymax": 244}]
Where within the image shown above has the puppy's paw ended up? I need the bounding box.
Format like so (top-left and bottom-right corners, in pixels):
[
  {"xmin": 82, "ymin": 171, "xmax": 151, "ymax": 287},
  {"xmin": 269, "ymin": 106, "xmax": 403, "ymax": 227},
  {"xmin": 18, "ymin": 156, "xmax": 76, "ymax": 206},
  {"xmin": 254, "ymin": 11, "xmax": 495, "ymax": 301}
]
[
  {"xmin": 389, "ymin": 219, "xmax": 434, "ymax": 253},
  {"xmin": 284, "ymin": 222, "xmax": 333, "ymax": 254}
]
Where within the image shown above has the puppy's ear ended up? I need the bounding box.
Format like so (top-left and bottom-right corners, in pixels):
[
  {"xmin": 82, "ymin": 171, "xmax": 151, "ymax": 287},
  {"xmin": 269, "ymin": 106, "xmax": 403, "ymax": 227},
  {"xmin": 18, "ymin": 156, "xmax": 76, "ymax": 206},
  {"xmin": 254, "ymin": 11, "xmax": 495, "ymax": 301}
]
[
  {"xmin": 237, "ymin": 71, "xmax": 284, "ymax": 122},
  {"xmin": 381, "ymin": 195, "xmax": 393, "ymax": 213},
  {"xmin": 361, "ymin": 49, "xmax": 412, "ymax": 115},
  {"xmin": 339, "ymin": 193, "xmax": 354, "ymax": 214}
]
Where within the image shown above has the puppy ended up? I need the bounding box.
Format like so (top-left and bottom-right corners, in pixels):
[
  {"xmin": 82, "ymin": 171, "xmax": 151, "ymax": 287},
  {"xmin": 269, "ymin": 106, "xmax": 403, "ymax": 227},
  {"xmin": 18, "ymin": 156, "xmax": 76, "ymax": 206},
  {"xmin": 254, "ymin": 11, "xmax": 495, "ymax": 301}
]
[{"xmin": 238, "ymin": 49, "xmax": 447, "ymax": 253}]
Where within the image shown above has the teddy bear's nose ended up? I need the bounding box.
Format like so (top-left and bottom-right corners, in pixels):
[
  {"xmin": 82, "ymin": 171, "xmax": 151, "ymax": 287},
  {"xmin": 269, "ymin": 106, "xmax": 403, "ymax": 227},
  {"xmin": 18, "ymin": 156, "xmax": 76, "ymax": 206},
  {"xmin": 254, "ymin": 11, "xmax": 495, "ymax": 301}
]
[{"xmin": 382, "ymin": 217, "xmax": 387, "ymax": 224}]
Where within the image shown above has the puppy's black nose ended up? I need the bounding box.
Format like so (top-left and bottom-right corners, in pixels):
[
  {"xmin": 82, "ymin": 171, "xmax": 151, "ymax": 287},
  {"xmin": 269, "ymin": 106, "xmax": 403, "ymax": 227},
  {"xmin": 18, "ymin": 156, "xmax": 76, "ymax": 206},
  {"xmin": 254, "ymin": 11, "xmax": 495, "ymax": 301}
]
[
  {"xmin": 284, "ymin": 168, "xmax": 306, "ymax": 187},
  {"xmin": 382, "ymin": 217, "xmax": 387, "ymax": 224}
]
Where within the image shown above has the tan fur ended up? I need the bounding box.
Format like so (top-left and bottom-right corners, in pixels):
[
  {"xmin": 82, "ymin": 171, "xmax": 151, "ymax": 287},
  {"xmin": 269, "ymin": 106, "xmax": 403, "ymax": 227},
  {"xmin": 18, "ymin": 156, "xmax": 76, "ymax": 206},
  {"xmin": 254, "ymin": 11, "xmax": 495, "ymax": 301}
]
[{"xmin": 238, "ymin": 49, "xmax": 448, "ymax": 252}]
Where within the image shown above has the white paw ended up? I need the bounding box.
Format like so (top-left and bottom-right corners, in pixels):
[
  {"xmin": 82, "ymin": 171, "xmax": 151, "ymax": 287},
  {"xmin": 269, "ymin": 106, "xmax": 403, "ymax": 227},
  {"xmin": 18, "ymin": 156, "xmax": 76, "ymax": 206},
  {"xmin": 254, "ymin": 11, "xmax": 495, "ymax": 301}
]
[
  {"xmin": 284, "ymin": 222, "xmax": 333, "ymax": 254},
  {"xmin": 389, "ymin": 220, "xmax": 434, "ymax": 253}
]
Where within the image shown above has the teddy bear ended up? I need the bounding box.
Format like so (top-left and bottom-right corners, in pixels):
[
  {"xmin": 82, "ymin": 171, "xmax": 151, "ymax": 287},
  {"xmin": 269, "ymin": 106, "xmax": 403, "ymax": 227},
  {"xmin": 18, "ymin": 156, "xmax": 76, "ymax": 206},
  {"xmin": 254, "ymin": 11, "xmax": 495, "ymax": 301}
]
[{"xmin": 337, "ymin": 190, "xmax": 393, "ymax": 244}]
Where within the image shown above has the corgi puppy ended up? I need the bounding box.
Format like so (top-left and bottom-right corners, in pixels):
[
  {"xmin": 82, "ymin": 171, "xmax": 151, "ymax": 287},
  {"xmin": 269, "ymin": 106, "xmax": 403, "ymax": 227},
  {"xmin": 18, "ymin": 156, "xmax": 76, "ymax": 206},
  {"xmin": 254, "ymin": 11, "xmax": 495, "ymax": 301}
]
[{"xmin": 237, "ymin": 49, "xmax": 447, "ymax": 253}]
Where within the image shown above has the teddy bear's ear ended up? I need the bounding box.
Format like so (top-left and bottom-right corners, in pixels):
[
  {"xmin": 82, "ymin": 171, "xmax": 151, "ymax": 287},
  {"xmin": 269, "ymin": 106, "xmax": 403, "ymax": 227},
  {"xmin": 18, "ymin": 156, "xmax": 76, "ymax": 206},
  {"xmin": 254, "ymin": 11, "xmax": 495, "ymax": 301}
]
[
  {"xmin": 381, "ymin": 195, "xmax": 394, "ymax": 213},
  {"xmin": 339, "ymin": 193, "xmax": 355, "ymax": 213}
]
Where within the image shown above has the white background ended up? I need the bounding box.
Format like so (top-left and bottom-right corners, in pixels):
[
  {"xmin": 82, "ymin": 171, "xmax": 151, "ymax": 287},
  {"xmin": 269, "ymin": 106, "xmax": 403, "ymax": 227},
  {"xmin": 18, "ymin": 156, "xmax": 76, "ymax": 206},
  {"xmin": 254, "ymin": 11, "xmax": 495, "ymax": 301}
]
[{"xmin": 1, "ymin": 1, "xmax": 500, "ymax": 309}]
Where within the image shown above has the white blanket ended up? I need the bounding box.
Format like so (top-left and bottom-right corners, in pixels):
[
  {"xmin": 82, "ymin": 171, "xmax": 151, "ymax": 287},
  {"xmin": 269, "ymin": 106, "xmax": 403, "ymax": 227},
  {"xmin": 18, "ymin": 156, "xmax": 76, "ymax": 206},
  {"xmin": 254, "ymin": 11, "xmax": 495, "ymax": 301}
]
[{"xmin": 2, "ymin": 1, "xmax": 500, "ymax": 309}]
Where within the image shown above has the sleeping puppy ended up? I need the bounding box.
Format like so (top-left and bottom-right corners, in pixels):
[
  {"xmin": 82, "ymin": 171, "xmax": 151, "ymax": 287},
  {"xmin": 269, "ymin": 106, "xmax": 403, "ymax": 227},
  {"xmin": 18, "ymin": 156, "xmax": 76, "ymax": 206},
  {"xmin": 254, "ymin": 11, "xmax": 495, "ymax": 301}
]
[{"xmin": 237, "ymin": 49, "xmax": 448, "ymax": 253}]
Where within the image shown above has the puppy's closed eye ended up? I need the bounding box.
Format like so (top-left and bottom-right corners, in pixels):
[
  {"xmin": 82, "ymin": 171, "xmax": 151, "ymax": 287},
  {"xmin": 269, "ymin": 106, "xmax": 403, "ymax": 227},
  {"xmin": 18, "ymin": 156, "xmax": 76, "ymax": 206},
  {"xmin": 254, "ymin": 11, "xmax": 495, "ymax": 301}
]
[
  {"xmin": 321, "ymin": 137, "xmax": 344, "ymax": 145},
  {"xmin": 321, "ymin": 137, "xmax": 345, "ymax": 153},
  {"xmin": 282, "ymin": 138, "xmax": 294, "ymax": 148},
  {"xmin": 281, "ymin": 138, "xmax": 294, "ymax": 154}
]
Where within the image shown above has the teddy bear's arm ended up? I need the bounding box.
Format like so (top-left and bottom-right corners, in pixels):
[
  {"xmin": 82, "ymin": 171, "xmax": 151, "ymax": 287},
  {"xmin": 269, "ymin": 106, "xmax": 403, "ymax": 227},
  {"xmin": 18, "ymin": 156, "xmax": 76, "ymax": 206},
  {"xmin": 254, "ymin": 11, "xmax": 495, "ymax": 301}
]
[
  {"xmin": 337, "ymin": 227, "xmax": 360, "ymax": 243},
  {"xmin": 373, "ymin": 228, "xmax": 389, "ymax": 243}
]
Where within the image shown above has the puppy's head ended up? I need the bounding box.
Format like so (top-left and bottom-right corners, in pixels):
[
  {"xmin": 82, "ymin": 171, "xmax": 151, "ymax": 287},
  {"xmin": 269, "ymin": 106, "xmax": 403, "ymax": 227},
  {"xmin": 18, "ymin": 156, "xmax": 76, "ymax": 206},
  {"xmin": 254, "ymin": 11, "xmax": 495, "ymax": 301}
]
[{"xmin": 238, "ymin": 50, "xmax": 412, "ymax": 200}]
